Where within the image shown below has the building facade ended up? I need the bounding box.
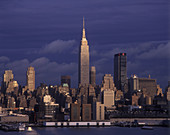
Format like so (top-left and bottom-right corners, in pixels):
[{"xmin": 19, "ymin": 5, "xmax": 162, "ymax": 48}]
[
  {"xmin": 102, "ymin": 89, "xmax": 115, "ymax": 107},
  {"xmin": 82, "ymin": 104, "xmax": 91, "ymax": 121},
  {"xmin": 114, "ymin": 53, "xmax": 127, "ymax": 91},
  {"xmin": 90, "ymin": 66, "xmax": 96, "ymax": 87},
  {"xmin": 26, "ymin": 66, "xmax": 35, "ymax": 91},
  {"xmin": 3, "ymin": 70, "xmax": 14, "ymax": 86},
  {"xmin": 129, "ymin": 74, "xmax": 139, "ymax": 94},
  {"xmin": 70, "ymin": 103, "xmax": 80, "ymax": 121},
  {"xmin": 139, "ymin": 77, "xmax": 157, "ymax": 101},
  {"xmin": 101, "ymin": 74, "xmax": 116, "ymax": 92},
  {"xmin": 79, "ymin": 18, "xmax": 90, "ymax": 86},
  {"xmin": 93, "ymin": 102, "xmax": 105, "ymax": 120}
]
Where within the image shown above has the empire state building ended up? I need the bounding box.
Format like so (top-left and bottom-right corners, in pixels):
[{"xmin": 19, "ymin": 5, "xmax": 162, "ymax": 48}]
[{"xmin": 79, "ymin": 18, "xmax": 89, "ymax": 86}]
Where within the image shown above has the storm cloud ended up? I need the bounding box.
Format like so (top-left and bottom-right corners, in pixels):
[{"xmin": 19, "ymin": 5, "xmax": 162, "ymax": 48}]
[{"xmin": 0, "ymin": 0, "xmax": 169, "ymax": 89}]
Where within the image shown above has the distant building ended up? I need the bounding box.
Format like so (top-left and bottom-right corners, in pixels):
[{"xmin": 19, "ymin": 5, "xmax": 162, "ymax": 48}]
[
  {"xmin": 78, "ymin": 85, "xmax": 89, "ymax": 104},
  {"xmin": 165, "ymin": 87, "xmax": 170, "ymax": 101},
  {"xmin": 101, "ymin": 74, "xmax": 117, "ymax": 92},
  {"xmin": 61, "ymin": 75, "xmax": 71, "ymax": 88},
  {"xmin": 18, "ymin": 95, "xmax": 28, "ymax": 108},
  {"xmin": 90, "ymin": 66, "xmax": 96, "ymax": 87},
  {"xmin": 100, "ymin": 74, "xmax": 116, "ymax": 107},
  {"xmin": 7, "ymin": 97, "xmax": 16, "ymax": 108},
  {"xmin": 139, "ymin": 76, "xmax": 157, "ymax": 103},
  {"xmin": 3, "ymin": 70, "xmax": 14, "ymax": 86},
  {"xmin": 43, "ymin": 102, "xmax": 59, "ymax": 119},
  {"xmin": 70, "ymin": 103, "xmax": 80, "ymax": 121},
  {"xmin": 26, "ymin": 66, "xmax": 35, "ymax": 91},
  {"xmin": 145, "ymin": 96, "xmax": 152, "ymax": 105},
  {"xmin": 156, "ymin": 85, "xmax": 163, "ymax": 96},
  {"xmin": 88, "ymin": 84, "xmax": 96, "ymax": 97},
  {"xmin": 115, "ymin": 90, "xmax": 124, "ymax": 101},
  {"xmin": 0, "ymin": 113, "xmax": 29, "ymax": 123},
  {"xmin": 28, "ymin": 97, "xmax": 37, "ymax": 109},
  {"xmin": 93, "ymin": 102, "xmax": 105, "ymax": 120},
  {"xmin": 2, "ymin": 70, "xmax": 14, "ymax": 93},
  {"xmin": 6, "ymin": 80, "xmax": 18, "ymax": 94},
  {"xmin": 82, "ymin": 104, "xmax": 91, "ymax": 121},
  {"xmin": 131, "ymin": 93, "xmax": 139, "ymax": 106},
  {"xmin": 101, "ymin": 90, "xmax": 115, "ymax": 107},
  {"xmin": 79, "ymin": 18, "xmax": 89, "ymax": 86},
  {"xmin": 129, "ymin": 74, "xmax": 139, "ymax": 94},
  {"xmin": 114, "ymin": 53, "xmax": 127, "ymax": 92},
  {"xmin": 35, "ymin": 95, "xmax": 59, "ymax": 119}
]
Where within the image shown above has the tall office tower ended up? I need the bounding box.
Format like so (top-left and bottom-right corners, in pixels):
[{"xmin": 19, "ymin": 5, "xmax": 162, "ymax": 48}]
[
  {"xmin": 79, "ymin": 18, "xmax": 89, "ymax": 86},
  {"xmin": 101, "ymin": 74, "xmax": 117, "ymax": 92},
  {"xmin": 114, "ymin": 53, "xmax": 127, "ymax": 91},
  {"xmin": 2, "ymin": 70, "xmax": 14, "ymax": 93},
  {"xmin": 3, "ymin": 70, "xmax": 14, "ymax": 86},
  {"xmin": 61, "ymin": 75, "xmax": 71, "ymax": 88},
  {"xmin": 26, "ymin": 66, "xmax": 35, "ymax": 91},
  {"xmin": 90, "ymin": 66, "xmax": 96, "ymax": 87}
]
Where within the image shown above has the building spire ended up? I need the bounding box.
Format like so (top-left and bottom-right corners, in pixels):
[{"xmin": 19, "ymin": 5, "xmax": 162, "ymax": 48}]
[
  {"xmin": 82, "ymin": 17, "xmax": 86, "ymax": 39},
  {"xmin": 83, "ymin": 17, "xmax": 85, "ymax": 29}
]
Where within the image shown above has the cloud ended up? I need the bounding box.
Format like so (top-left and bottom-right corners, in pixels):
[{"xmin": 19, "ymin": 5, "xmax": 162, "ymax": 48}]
[
  {"xmin": 136, "ymin": 42, "xmax": 170, "ymax": 59},
  {"xmin": 0, "ymin": 57, "xmax": 78, "ymax": 87},
  {"xmin": 94, "ymin": 41, "xmax": 169, "ymax": 60},
  {"xmin": 0, "ymin": 56, "xmax": 10, "ymax": 62},
  {"xmin": 90, "ymin": 41, "xmax": 169, "ymax": 89},
  {"xmin": 38, "ymin": 40, "xmax": 76, "ymax": 54}
]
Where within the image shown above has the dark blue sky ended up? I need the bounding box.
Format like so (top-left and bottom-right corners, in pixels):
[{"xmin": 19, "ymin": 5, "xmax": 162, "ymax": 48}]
[{"xmin": 0, "ymin": 0, "xmax": 169, "ymax": 89}]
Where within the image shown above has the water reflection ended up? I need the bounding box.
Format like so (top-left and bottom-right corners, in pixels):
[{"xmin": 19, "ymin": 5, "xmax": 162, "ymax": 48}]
[{"xmin": 25, "ymin": 128, "xmax": 39, "ymax": 135}]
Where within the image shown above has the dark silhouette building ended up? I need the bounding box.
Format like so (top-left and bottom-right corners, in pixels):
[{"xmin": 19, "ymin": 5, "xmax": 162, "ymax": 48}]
[{"xmin": 114, "ymin": 53, "xmax": 127, "ymax": 92}]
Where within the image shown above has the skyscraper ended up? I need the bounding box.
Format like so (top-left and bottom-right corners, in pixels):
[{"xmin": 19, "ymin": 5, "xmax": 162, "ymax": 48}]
[
  {"xmin": 3, "ymin": 70, "xmax": 14, "ymax": 86},
  {"xmin": 2, "ymin": 70, "xmax": 14, "ymax": 93},
  {"xmin": 26, "ymin": 66, "xmax": 35, "ymax": 91},
  {"xmin": 61, "ymin": 75, "xmax": 71, "ymax": 88},
  {"xmin": 101, "ymin": 74, "xmax": 117, "ymax": 92},
  {"xmin": 78, "ymin": 18, "xmax": 90, "ymax": 86},
  {"xmin": 114, "ymin": 53, "xmax": 127, "ymax": 92},
  {"xmin": 129, "ymin": 74, "xmax": 139, "ymax": 94},
  {"xmin": 90, "ymin": 66, "xmax": 96, "ymax": 87}
]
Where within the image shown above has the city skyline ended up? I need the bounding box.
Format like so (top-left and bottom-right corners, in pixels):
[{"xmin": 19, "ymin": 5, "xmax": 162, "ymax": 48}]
[
  {"xmin": 0, "ymin": 0, "xmax": 169, "ymax": 129},
  {"xmin": 0, "ymin": 0, "xmax": 169, "ymax": 89}
]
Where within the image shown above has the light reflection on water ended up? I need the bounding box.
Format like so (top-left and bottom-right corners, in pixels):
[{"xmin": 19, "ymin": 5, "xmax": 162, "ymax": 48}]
[{"xmin": 25, "ymin": 129, "xmax": 39, "ymax": 135}]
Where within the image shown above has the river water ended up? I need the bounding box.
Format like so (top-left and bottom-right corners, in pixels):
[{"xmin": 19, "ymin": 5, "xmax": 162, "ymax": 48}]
[{"xmin": 0, "ymin": 126, "xmax": 169, "ymax": 135}]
